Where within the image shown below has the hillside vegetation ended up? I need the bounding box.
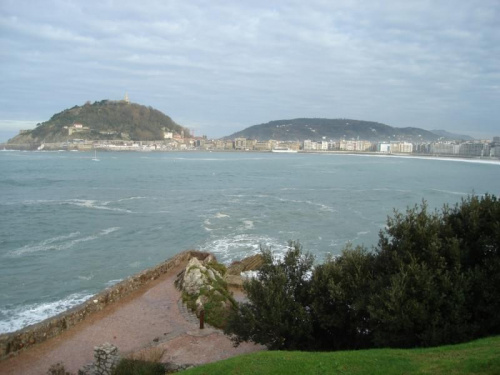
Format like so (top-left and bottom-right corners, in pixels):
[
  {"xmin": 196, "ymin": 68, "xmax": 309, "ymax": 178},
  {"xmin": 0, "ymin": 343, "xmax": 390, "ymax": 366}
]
[
  {"xmin": 183, "ymin": 336, "xmax": 500, "ymax": 375},
  {"xmin": 226, "ymin": 118, "xmax": 441, "ymax": 142},
  {"xmin": 8, "ymin": 100, "xmax": 188, "ymax": 143}
]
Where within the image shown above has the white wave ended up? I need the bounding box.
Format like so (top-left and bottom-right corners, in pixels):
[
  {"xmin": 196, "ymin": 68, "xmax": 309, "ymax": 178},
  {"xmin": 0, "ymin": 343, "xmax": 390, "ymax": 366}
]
[
  {"xmin": 65, "ymin": 199, "xmax": 132, "ymax": 213},
  {"xmin": 8, "ymin": 227, "xmax": 121, "ymax": 257},
  {"xmin": 352, "ymin": 153, "xmax": 500, "ymax": 165},
  {"xmin": 372, "ymin": 188, "xmax": 412, "ymax": 193},
  {"xmin": 356, "ymin": 231, "xmax": 370, "ymax": 236},
  {"xmin": 77, "ymin": 274, "xmax": 94, "ymax": 281},
  {"xmin": 429, "ymin": 189, "xmax": 468, "ymax": 196},
  {"xmin": 198, "ymin": 235, "xmax": 290, "ymax": 264},
  {"xmin": 20, "ymin": 198, "xmax": 136, "ymax": 213},
  {"xmin": 173, "ymin": 157, "xmax": 266, "ymax": 161},
  {"xmin": 173, "ymin": 157, "xmax": 220, "ymax": 161},
  {"xmin": 0, "ymin": 292, "xmax": 93, "ymax": 334},
  {"xmin": 278, "ymin": 197, "xmax": 336, "ymax": 212},
  {"xmin": 100, "ymin": 227, "xmax": 120, "ymax": 235},
  {"xmin": 7, "ymin": 232, "xmax": 80, "ymax": 256},
  {"xmin": 242, "ymin": 220, "xmax": 254, "ymax": 230},
  {"xmin": 115, "ymin": 196, "xmax": 148, "ymax": 202},
  {"xmin": 105, "ymin": 279, "xmax": 123, "ymax": 287},
  {"xmin": 214, "ymin": 212, "xmax": 230, "ymax": 218}
]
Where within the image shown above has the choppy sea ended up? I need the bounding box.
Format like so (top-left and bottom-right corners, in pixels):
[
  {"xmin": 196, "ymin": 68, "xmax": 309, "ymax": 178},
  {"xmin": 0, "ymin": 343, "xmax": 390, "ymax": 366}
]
[{"xmin": 1, "ymin": 150, "xmax": 499, "ymax": 333}]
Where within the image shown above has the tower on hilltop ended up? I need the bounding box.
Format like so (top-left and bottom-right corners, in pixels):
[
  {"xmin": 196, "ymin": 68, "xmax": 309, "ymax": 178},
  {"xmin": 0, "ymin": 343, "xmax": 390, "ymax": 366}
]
[{"xmin": 124, "ymin": 92, "xmax": 130, "ymax": 104}]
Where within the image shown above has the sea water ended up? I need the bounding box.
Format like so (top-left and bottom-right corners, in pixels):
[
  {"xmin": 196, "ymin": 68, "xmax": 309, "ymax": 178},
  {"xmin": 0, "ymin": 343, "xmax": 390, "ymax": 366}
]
[{"xmin": 1, "ymin": 150, "xmax": 499, "ymax": 333}]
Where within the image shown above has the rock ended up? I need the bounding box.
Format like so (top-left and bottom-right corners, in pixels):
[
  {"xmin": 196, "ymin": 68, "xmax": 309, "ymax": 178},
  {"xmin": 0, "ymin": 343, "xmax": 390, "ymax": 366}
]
[
  {"xmin": 225, "ymin": 274, "xmax": 244, "ymax": 288},
  {"xmin": 195, "ymin": 295, "xmax": 209, "ymax": 313},
  {"xmin": 183, "ymin": 267, "xmax": 207, "ymax": 295},
  {"xmin": 227, "ymin": 254, "xmax": 264, "ymax": 275},
  {"xmin": 175, "ymin": 254, "xmax": 236, "ymax": 327},
  {"xmin": 207, "ymin": 269, "xmax": 216, "ymax": 281}
]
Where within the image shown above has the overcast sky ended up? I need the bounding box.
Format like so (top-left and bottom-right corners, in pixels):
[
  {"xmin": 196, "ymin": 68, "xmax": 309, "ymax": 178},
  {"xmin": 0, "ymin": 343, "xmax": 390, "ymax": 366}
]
[{"xmin": 1, "ymin": 0, "xmax": 499, "ymax": 141}]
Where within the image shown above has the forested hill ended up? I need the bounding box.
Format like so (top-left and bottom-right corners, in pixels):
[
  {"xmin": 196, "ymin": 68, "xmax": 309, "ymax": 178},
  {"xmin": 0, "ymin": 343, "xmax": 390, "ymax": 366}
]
[
  {"xmin": 8, "ymin": 100, "xmax": 188, "ymax": 143},
  {"xmin": 226, "ymin": 118, "xmax": 441, "ymax": 142}
]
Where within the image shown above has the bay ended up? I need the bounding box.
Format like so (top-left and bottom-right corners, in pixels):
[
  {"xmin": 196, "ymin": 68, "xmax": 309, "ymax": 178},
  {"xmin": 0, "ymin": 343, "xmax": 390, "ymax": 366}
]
[{"xmin": 1, "ymin": 150, "xmax": 499, "ymax": 333}]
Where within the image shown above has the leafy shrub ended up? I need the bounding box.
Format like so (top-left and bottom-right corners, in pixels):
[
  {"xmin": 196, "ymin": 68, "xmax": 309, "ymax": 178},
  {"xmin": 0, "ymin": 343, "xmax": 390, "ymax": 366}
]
[
  {"xmin": 47, "ymin": 362, "xmax": 73, "ymax": 375},
  {"xmin": 112, "ymin": 359, "xmax": 165, "ymax": 375},
  {"xmin": 225, "ymin": 195, "xmax": 500, "ymax": 350},
  {"xmin": 225, "ymin": 241, "xmax": 315, "ymax": 350},
  {"xmin": 310, "ymin": 245, "xmax": 375, "ymax": 350}
]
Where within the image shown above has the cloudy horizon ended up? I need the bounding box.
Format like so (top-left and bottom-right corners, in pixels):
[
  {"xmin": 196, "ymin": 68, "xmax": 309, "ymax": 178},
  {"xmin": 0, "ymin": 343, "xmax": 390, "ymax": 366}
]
[{"xmin": 1, "ymin": 0, "xmax": 499, "ymax": 142}]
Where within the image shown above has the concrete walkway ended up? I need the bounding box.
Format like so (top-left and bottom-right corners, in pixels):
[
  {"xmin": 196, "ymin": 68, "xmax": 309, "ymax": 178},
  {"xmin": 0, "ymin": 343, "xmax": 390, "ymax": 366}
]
[{"xmin": 0, "ymin": 262, "xmax": 263, "ymax": 375}]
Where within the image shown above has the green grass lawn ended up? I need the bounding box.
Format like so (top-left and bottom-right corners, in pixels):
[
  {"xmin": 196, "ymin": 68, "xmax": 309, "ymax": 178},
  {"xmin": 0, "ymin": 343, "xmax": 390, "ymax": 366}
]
[{"xmin": 182, "ymin": 336, "xmax": 500, "ymax": 375}]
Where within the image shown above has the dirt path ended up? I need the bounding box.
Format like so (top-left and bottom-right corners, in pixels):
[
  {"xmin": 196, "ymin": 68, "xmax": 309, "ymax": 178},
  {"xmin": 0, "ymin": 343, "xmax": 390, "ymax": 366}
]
[{"xmin": 0, "ymin": 262, "xmax": 263, "ymax": 375}]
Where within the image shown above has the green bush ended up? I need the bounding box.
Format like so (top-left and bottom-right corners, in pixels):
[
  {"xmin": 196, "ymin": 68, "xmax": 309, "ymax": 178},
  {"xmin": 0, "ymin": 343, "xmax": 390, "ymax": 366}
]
[
  {"xmin": 112, "ymin": 359, "xmax": 165, "ymax": 375},
  {"xmin": 225, "ymin": 241, "xmax": 315, "ymax": 350},
  {"xmin": 47, "ymin": 362, "xmax": 73, "ymax": 375},
  {"xmin": 225, "ymin": 195, "xmax": 500, "ymax": 351},
  {"xmin": 310, "ymin": 245, "xmax": 375, "ymax": 350}
]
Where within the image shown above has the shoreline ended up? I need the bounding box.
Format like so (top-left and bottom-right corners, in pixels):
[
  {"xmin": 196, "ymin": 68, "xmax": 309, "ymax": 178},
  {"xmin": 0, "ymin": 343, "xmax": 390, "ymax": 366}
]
[{"xmin": 2, "ymin": 146, "xmax": 499, "ymax": 164}]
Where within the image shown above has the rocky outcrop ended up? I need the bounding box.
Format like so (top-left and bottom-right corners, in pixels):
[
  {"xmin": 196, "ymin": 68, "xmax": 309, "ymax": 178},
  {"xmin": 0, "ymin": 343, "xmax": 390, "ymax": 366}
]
[
  {"xmin": 177, "ymin": 257, "xmax": 218, "ymax": 296},
  {"xmin": 177, "ymin": 257, "xmax": 227, "ymax": 314},
  {"xmin": 225, "ymin": 254, "xmax": 264, "ymax": 289},
  {"xmin": 175, "ymin": 257, "xmax": 236, "ymax": 327},
  {"xmin": 227, "ymin": 254, "xmax": 264, "ymax": 275}
]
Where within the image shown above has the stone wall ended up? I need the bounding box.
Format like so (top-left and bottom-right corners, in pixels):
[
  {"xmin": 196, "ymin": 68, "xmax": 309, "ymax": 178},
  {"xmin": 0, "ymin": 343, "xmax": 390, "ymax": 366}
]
[
  {"xmin": 0, "ymin": 250, "xmax": 212, "ymax": 360},
  {"xmin": 80, "ymin": 343, "xmax": 121, "ymax": 375}
]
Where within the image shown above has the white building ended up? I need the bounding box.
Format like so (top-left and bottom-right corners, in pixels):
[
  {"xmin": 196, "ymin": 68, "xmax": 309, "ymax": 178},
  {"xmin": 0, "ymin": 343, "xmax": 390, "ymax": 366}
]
[
  {"xmin": 378, "ymin": 143, "xmax": 391, "ymax": 153},
  {"xmin": 303, "ymin": 140, "xmax": 313, "ymax": 150}
]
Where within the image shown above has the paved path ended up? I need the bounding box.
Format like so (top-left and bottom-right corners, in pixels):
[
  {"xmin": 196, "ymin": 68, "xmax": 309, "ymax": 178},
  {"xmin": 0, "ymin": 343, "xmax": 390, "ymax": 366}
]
[{"xmin": 0, "ymin": 262, "xmax": 263, "ymax": 375}]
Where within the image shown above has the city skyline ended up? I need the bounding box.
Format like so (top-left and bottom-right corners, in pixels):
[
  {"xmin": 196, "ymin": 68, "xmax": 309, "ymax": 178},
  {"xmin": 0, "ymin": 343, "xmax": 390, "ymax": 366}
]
[{"xmin": 1, "ymin": 0, "xmax": 499, "ymax": 142}]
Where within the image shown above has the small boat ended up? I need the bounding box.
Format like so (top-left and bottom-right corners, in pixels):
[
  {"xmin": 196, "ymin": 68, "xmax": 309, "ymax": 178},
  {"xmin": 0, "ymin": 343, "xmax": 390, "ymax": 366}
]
[{"xmin": 92, "ymin": 149, "xmax": 100, "ymax": 161}]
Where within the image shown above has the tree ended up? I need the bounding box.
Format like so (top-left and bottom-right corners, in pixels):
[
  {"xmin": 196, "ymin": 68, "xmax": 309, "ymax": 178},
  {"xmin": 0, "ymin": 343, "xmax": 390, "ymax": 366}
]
[
  {"xmin": 368, "ymin": 202, "xmax": 471, "ymax": 347},
  {"xmin": 310, "ymin": 245, "xmax": 374, "ymax": 350},
  {"xmin": 225, "ymin": 195, "xmax": 500, "ymax": 351},
  {"xmin": 224, "ymin": 242, "xmax": 315, "ymax": 350}
]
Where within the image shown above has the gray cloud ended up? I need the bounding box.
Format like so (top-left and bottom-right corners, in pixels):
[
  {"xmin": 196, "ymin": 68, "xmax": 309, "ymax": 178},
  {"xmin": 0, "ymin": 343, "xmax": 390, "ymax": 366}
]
[{"xmin": 1, "ymin": 0, "xmax": 499, "ymax": 138}]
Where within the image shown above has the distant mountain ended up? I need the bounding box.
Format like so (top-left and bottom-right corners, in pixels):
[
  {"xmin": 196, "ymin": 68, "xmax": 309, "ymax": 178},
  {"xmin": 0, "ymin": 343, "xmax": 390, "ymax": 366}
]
[
  {"xmin": 225, "ymin": 118, "xmax": 440, "ymax": 142},
  {"xmin": 430, "ymin": 129, "xmax": 474, "ymax": 141},
  {"xmin": 7, "ymin": 100, "xmax": 188, "ymax": 144}
]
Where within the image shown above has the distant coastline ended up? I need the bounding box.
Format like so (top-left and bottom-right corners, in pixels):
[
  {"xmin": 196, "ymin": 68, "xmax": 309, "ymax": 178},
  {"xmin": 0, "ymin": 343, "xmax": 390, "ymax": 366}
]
[{"xmin": 2, "ymin": 145, "xmax": 499, "ymax": 164}]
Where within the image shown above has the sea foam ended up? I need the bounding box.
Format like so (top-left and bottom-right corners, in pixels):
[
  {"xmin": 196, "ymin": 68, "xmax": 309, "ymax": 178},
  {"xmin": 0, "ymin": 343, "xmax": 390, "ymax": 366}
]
[
  {"xmin": 8, "ymin": 227, "xmax": 120, "ymax": 257},
  {"xmin": 0, "ymin": 292, "xmax": 93, "ymax": 334},
  {"xmin": 198, "ymin": 234, "xmax": 290, "ymax": 264}
]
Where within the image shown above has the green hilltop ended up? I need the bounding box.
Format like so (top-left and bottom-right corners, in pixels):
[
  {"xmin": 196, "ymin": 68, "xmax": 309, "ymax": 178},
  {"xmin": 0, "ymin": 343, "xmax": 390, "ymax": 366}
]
[
  {"xmin": 226, "ymin": 118, "xmax": 442, "ymax": 142},
  {"xmin": 8, "ymin": 100, "xmax": 188, "ymax": 144}
]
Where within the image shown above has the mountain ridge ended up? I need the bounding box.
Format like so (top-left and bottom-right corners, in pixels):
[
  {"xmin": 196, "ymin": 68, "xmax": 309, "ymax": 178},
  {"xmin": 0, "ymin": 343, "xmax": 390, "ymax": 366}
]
[
  {"xmin": 430, "ymin": 129, "xmax": 474, "ymax": 141},
  {"xmin": 225, "ymin": 118, "xmax": 442, "ymax": 142}
]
